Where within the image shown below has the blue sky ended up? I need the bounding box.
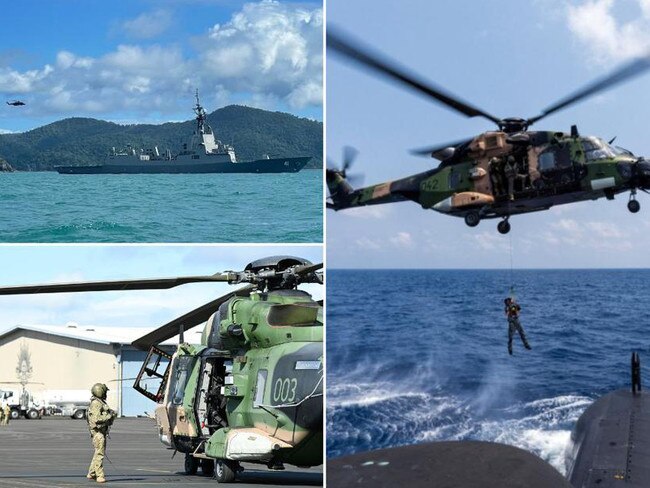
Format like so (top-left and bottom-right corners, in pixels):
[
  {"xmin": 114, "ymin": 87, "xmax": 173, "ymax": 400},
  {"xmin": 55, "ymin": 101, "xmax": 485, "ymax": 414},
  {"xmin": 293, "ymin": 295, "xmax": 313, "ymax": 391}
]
[
  {"xmin": 327, "ymin": 0, "xmax": 650, "ymax": 268},
  {"xmin": 0, "ymin": 245, "xmax": 323, "ymax": 332},
  {"xmin": 0, "ymin": 0, "xmax": 322, "ymax": 132}
]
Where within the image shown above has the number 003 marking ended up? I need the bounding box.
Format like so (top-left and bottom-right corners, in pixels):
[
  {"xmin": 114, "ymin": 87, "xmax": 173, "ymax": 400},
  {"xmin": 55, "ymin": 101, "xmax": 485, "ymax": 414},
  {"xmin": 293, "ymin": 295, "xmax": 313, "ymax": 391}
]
[{"xmin": 272, "ymin": 378, "xmax": 297, "ymax": 403}]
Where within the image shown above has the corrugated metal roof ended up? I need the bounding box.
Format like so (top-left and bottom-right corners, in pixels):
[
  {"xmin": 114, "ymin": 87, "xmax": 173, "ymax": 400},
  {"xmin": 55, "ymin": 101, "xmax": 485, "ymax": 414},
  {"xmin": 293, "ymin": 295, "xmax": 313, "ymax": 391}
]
[{"xmin": 0, "ymin": 324, "xmax": 189, "ymax": 346}]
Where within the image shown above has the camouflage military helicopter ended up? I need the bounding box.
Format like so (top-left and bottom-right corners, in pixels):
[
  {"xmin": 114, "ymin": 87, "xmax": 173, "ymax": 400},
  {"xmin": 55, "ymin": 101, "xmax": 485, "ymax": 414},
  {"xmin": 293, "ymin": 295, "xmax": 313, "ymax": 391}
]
[
  {"xmin": 327, "ymin": 28, "xmax": 650, "ymax": 234},
  {"xmin": 0, "ymin": 256, "xmax": 323, "ymax": 483}
]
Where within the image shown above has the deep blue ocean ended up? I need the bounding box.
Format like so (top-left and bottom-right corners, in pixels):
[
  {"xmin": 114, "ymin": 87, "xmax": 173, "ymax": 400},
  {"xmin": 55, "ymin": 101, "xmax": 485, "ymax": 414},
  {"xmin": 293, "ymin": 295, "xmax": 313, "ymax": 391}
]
[
  {"xmin": 0, "ymin": 170, "xmax": 322, "ymax": 242},
  {"xmin": 327, "ymin": 269, "xmax": 650, "ymax": 474}
]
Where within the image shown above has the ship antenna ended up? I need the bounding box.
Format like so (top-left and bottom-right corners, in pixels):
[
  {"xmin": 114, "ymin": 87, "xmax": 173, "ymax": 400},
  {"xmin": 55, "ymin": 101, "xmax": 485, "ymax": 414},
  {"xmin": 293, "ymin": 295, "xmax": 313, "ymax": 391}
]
[{"xmin": 193, "ymin": 88, "xmax": 206, "ymax": 134}]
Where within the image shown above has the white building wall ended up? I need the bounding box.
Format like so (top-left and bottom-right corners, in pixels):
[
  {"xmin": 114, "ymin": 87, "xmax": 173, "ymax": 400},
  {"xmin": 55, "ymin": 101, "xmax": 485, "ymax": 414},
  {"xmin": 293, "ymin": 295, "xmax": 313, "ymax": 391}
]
[{"xmin": 0, "ymin": 329, "xmax": 120, "ymax": 411}]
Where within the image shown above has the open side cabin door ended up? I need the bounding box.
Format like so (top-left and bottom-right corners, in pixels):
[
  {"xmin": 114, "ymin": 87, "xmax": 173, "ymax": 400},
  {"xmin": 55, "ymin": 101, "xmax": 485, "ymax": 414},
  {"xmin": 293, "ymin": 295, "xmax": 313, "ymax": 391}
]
[{"xmin": 134, "ymin": 346, "xmax": 172, "ymax": 402}]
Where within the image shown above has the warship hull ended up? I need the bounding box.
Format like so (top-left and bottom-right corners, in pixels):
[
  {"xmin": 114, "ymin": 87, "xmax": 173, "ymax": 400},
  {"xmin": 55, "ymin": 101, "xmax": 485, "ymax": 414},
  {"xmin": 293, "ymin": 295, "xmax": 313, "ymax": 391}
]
[{"xmin": 55, "ymin": 157, "xmax": 311, "ymax": 174}]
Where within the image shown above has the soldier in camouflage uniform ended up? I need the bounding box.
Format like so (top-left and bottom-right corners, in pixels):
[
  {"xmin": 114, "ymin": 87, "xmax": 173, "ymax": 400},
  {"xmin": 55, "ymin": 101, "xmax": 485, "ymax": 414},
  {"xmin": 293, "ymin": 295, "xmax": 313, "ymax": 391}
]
[
  {"xmin": 86, "ymin": 383, "xmax": 117, "ymax": 483},
  {"xmin": 505, "ymin": 297, "xmax": 531, "ymax": 355},
  {"xmin": 0, "ymin": 402, "xmax": 4, "ymax": 426},
  {"xmin": 2, "ymin": 402, "xmax": 9, "ymax": 425}
]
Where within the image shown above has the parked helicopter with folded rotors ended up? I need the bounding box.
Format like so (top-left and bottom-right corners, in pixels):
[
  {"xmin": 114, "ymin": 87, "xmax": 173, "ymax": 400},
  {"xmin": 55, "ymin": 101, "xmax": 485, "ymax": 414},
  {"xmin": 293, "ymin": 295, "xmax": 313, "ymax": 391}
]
[
  {"xmin": 0, "ymin": 256, "xmax": 323, "ymax": 483},
  {"xmin": 327, "ymin": 28, "xmax": 650, "ymax": 234}
]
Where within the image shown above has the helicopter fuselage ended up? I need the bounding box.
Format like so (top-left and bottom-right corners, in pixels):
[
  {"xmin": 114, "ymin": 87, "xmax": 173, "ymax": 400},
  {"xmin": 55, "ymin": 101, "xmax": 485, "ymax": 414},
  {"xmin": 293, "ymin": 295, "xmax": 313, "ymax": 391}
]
[
  {"xmin": 328, "ymin": 130, "xmax": 650, "ymax": 233},
  {"xmin": 138, "ymin": 289, "xmax": 323, "ymax": 471}
]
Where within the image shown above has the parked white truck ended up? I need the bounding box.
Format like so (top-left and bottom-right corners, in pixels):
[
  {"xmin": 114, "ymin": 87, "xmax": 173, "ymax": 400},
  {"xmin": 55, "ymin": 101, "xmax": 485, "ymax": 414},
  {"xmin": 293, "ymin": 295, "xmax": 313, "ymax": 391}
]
[
  {"xmin": 42, "ymin": 390, "xmax": 90, "ymax": 419},
  {"xmin": 0, "ymin": 388, "xmax": 42, "ymax": 419}
]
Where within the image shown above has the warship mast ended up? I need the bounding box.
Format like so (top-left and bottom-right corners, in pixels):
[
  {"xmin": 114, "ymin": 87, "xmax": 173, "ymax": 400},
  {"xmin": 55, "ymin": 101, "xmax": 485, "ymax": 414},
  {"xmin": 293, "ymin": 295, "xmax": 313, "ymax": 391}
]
[{"xmin": 193, "ymin": 89, "xmax": 209, "ymax": 134}]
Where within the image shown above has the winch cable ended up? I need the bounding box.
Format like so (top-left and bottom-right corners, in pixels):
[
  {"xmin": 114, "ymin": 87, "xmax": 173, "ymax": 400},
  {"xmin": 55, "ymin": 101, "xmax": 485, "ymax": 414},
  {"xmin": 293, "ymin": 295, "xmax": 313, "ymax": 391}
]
[{"xmin": 508, "ymin": 229, "xmax": 515, "ymax": 297}]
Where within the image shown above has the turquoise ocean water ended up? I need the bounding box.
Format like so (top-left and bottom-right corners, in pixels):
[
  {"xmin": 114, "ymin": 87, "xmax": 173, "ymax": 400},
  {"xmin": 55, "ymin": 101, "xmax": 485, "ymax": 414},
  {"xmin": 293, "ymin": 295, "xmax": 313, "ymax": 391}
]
[{"xmin": 0, "ymin": 170, "xmax": 322, "ymax": 242}]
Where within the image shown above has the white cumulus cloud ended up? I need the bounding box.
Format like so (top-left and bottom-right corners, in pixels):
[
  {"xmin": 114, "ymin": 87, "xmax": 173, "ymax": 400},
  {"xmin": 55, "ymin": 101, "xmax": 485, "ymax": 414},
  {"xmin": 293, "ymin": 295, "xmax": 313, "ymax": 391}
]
[
  {"xmin": 202, "ymin": 0, "xmax": 323, "ymax": 109},
  {"xmin": 566, "ymin": 0, "xmax": 650, "ymax": 62},
  {"xmin": 121, "ymin": 9, "xmax": 173, "ymax": 39},
  {"xmin": 0, "ymin": 1, "xmax": 322, "ymax": 119},
  {"xmin": 390, "ymin": 231, "xmax": 414, "ymax": 248}
]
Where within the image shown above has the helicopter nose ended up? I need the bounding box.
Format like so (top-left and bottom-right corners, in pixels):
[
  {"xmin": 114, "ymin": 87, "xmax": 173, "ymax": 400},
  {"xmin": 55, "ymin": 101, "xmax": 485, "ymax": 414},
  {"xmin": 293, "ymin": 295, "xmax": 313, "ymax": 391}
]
[{"xmin": 636, "ymin": 159, "xmax": 650, "ymax": 186}]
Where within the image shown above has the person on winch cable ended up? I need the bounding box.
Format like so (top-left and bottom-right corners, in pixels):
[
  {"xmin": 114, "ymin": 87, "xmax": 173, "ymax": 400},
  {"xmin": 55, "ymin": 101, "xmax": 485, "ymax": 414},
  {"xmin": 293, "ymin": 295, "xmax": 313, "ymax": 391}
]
[
  {"xmin": 505, "ymin": 297, "xmax": 531, "ymax": 355},
  {"xmin": 86, "ymin": 383, "xmax": 117, "ymax": 484}
]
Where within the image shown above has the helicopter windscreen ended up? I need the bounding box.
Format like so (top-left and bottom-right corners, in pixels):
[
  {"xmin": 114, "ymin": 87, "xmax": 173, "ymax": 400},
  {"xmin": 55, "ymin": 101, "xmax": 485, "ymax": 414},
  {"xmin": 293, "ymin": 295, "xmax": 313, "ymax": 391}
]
[
  {"xmin": 613, "ymin": 145, "xmax": 635, "ymax": 157},
  {"xmin": 582, "ymin": 137, "xmax": 618, "ymax": 161}
]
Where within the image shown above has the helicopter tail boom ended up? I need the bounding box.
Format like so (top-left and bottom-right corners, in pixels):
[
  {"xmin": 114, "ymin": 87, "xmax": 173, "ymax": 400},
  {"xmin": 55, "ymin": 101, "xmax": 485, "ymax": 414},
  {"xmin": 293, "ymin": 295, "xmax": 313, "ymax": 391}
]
[{"xmin": 326, "ymin": 171, "xmax": 414, "ymax": 210}]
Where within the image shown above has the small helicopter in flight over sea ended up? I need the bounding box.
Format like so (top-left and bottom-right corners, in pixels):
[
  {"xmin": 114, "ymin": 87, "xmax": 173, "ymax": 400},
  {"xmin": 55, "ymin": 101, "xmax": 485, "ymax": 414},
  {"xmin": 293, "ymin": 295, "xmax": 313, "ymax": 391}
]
[
  {"xmin": 0, "ymin": 256, "xmax": 323, "ymax": 483},
  {"xmin": 327, "ymin": 28, "xmax": 650, "ymax": 234},
  {"xmin": 6, "ymin": 100, "xmax": 25, "ymax": 106}
]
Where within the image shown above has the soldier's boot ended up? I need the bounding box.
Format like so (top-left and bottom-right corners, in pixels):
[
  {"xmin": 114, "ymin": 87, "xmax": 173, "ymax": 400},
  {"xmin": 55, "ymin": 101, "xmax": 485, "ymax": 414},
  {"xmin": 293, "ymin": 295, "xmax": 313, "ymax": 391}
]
[
  {"xmin": 96, "ymin": 477, "xmax": 106, "ymax": 484},
  {"xmin": 508, "ymin": 341, "xmax": 513, "ymax": 356},
  {"xmin": 87, "ymin": 474, "xmax": 96, "ymax": 480}
]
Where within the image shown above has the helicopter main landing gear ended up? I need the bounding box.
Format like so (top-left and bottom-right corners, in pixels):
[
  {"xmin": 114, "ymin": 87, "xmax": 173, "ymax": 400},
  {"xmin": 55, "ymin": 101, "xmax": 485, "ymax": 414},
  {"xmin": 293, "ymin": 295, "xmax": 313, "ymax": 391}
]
[
  {"xmin": 464, "ymin": 211, "xmax": 480, "ymax": 227},
  {"xmin": 628, "ymin": 189, "xmax": 640, "ymax": 213},
  {"xmin": 497, "ymin": 218, "xmax": 511, "ymax": 235},
  {"xmin": 215, "ymin": 459, "xmax": 241, "ymax": 483}
]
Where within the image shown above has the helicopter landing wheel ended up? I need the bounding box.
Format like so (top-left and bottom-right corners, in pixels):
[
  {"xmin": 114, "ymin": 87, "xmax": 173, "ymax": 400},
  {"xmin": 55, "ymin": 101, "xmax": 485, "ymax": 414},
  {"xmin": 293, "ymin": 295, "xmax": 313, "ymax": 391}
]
[
  {"xmin": 214, "ymin": 459, "xmax": 238, "ymax": 483},
  {"xmin": 464, "ymin": 211, "xmax": 480, "ymax": 227},
  {"xmin": 628, "ymin": 199, "xmax": 640, "ymax": 213},
  {"xmin": 184, "ymin": 454, "xmax": 199, "ymax": 476},
  {"xmin": 497, "ymin": 219, "xmax": 511, "ymax": 235}
]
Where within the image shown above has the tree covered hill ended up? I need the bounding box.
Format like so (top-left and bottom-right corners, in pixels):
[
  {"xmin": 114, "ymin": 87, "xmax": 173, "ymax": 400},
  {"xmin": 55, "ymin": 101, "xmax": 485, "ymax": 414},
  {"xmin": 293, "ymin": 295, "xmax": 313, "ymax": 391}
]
[{"xmin": 0, "ymin": 105, "xmax": 323, "ymax": 171}]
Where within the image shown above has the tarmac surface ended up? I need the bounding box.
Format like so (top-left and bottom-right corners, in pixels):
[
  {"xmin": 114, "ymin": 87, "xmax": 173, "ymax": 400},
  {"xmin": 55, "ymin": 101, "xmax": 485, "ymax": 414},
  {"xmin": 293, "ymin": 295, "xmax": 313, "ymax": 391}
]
[{"xmin": 0, "ymin": 417, "xmax": 323, "ymax": 487}]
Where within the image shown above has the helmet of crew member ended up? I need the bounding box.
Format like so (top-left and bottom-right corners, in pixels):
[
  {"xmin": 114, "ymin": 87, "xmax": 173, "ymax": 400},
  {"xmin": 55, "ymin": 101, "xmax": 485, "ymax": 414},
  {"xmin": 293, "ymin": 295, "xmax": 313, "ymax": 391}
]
[{"xmin": 91, "ymin": 383, "xmax": 109, "ymax": 399}]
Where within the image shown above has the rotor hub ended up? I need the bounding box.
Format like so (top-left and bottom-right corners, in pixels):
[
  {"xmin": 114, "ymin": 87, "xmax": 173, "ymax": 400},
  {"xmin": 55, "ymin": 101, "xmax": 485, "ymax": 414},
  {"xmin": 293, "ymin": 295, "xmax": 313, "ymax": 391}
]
[{"xmin": 499, "ymin": 118, "xmax": 529, "ymax": 133}]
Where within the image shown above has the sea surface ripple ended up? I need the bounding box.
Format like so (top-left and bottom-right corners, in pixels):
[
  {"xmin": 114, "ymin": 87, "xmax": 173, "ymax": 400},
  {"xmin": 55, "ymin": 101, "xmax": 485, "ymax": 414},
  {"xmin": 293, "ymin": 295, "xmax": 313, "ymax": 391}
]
[
  {"xmin": 327, "ymin": 269, "xmax": 650, "ymax": 474},
  {"xmin": 0, "ymin": 170, "xmax": 322, "ymax": 242}
]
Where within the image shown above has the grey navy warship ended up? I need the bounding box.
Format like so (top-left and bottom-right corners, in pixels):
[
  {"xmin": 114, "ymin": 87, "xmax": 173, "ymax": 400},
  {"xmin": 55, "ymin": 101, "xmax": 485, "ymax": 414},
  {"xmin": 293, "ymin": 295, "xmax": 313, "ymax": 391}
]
[{"xmin": 55, "ymin": 92, "xmax": 311, "ymax": 174}]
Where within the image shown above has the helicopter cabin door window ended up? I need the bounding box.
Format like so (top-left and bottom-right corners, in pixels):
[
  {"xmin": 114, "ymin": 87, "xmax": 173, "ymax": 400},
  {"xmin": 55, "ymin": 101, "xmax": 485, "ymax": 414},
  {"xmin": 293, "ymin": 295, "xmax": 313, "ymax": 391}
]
[
  {"xmin": 538, "ymin": 147, "xmax": 571, "ymax": 172},
  {"xmin": 448, "ymin": 171, "xmax": 462, "ymax": 189},
  {"xmin": 253, "ymin": 369, "xmax": 268, "ymax": 407},
  {"xmin": 537, "ymin": 145, "xmax": 574, "ymax": 186},
  {"xmin": 133, "ymin": 346, "xmax": 172, "ymax": 402}
]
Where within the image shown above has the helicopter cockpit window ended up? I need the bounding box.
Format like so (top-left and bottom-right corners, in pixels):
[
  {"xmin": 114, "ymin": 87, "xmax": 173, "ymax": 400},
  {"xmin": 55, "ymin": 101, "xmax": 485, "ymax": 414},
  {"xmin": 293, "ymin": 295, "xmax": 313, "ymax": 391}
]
[
  {"xmin": 582, "ymin": 137, "xmax": 616, "ymax": 161},
  {"xmin": 253, "ymin": 369, "xmax": 268, "ymax": 407},
  {"xmin": 169, "ymin": 356, "xmax": 197, "ymax": 406},
  {"xmin": 613, "ymin": 146, "xmax": 634, "ymax": 157}
]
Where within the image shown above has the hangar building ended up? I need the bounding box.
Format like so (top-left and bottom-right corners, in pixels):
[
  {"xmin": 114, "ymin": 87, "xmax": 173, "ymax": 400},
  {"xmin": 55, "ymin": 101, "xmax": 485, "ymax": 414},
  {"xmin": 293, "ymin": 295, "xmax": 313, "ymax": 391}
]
[{"xmin": 0, "ymin": 324, "xmax": 183, "ymax": 416}]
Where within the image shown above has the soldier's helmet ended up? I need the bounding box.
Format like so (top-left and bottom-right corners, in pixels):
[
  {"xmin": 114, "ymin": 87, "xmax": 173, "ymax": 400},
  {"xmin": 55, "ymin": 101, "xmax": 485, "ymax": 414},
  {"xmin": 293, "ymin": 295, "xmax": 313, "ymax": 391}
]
[{"xmin": 91, "ymin": 383, "xmax": 109, "ymax": 399}]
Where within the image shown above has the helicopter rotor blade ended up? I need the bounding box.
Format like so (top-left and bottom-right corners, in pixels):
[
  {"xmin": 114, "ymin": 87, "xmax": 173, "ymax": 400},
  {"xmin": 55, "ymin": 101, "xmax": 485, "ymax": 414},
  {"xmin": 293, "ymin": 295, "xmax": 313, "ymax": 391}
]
[
  {"xmin": 342, "ymin": 146, "xmax": 359, "ymax": 172},
  {"xmin": 0, "ymin": 381, "xmax": 45, "ymax": 385},
  {"xmin": 346, "ymin": 173, "xmax": 365, "ymax": 187},
  {"xmin": 328, "ymin": 26, "xmax": 502, "ymax": 126},
  {"xmin": 528, "ymin": 54, "xmax": 650, "ymax": 125},
  {"xmin": 131, "ymin": 285, "xmax": 255, "ymax": 351},
  {"xmin": 326, "ymin": 157, "xmax": 339, "ymax": 171},
  {"xmin": 293, "ymin": 262, "xmax": 323, "ymax": 276},
  {"xmin": 410, "ymin": 137, "xmax": 474, "ymax": 158},
  {"xmin": 0, "ymin": 274, "xmax": 234, "ymax": 295}
]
